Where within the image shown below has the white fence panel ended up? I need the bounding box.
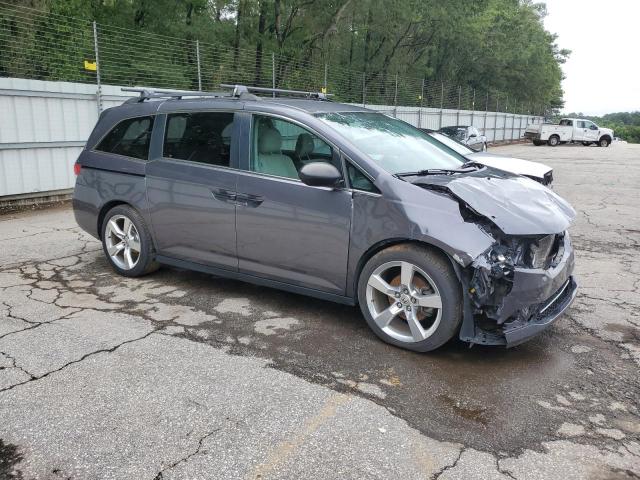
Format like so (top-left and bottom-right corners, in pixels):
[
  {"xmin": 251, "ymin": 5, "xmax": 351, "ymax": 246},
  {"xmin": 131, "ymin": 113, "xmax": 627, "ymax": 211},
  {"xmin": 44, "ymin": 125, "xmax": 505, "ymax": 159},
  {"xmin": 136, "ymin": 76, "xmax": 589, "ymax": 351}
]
[
  {"xmin": 0, "ymin": 78, "xmax": 134, "ymax": 197},
  {"xmin": 0, "ymin": 78, "xmax": 544, "ymax": 198}
]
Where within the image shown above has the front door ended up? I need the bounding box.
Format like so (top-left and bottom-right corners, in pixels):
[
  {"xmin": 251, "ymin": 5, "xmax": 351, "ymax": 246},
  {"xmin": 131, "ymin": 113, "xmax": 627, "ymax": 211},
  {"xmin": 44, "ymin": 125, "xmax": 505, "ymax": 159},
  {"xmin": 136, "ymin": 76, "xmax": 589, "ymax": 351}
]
[
  {"xmin": 146, "ymin": 111, "xmax": 239, "ymax": 270},
  {"xmin": 582, "ymin": 120, "xmax": 599, "ymax": 142},
  {"xmin": 235, "ymin": 113, "xmax": 352, "ymax": 295}
]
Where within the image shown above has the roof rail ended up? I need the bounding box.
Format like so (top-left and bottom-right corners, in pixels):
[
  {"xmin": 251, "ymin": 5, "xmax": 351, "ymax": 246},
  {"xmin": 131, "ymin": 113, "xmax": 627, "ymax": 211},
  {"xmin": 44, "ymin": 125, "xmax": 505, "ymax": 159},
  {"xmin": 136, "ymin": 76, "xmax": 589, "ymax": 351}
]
[
  {"xmin": 121, "ymin": 87, "xmax": 233, "ymax": 103},
  {"xmin": 220, "ymin": 84, "xmax": 332, "ymax": 100}
]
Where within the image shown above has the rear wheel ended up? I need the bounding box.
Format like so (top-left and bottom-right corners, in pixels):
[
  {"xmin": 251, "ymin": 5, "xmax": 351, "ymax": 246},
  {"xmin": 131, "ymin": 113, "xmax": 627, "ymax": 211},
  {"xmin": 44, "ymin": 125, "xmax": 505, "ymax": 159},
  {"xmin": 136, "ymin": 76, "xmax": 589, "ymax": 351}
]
[
  {"xmin": 101, "ymin": 205, "xmax": 159, "ymax": 277},
  {"xmin": 357, "ymin": 244, "xmax": 462, "ymax": 352},
  {"xmin": 598, "ymin": 137, "xmax": 610, "ymax": 147},
  {"xmin": 533, "ymin": 139, "xmax": 543, "ymax": 146},
  {"xmin": 548, "ymin": 135, "xmax": 560, "ymax": 147}
]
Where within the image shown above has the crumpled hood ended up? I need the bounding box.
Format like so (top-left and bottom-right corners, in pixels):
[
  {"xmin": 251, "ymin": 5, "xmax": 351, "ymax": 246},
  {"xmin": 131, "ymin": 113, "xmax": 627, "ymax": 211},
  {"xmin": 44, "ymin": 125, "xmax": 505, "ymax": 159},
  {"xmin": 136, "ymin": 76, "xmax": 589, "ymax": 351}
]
[
  {"xmin": 467, "ymin": 152, "xmax": 552, "ymax": 180},
  {"xmin": 412, "ymin": 168, "xmax": 576, "ymax": 235}
]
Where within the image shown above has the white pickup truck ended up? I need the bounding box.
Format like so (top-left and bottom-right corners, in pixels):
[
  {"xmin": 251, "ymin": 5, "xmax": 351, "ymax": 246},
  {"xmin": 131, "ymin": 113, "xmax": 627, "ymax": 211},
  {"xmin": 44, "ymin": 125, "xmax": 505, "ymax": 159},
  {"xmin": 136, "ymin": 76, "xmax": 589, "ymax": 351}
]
[{"xmin": 525, "ymin": 118, "xmax": 614, "ymax": 147}]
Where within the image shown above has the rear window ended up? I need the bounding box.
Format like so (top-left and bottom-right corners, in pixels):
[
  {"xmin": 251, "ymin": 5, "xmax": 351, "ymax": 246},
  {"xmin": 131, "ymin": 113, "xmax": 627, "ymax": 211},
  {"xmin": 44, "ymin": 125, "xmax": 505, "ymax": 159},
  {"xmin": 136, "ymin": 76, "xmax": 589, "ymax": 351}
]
[{"xmin": 95, "ymin": 116, "xmax": 154, "ymax": 160}]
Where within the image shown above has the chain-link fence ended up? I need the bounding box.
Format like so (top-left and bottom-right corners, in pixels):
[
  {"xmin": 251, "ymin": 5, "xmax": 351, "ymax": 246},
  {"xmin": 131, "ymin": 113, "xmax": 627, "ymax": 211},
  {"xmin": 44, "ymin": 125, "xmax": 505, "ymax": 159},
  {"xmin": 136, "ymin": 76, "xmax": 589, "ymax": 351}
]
[{"xmin": 0, "ymin": 2, "xmax": 548, "ymax": 116}]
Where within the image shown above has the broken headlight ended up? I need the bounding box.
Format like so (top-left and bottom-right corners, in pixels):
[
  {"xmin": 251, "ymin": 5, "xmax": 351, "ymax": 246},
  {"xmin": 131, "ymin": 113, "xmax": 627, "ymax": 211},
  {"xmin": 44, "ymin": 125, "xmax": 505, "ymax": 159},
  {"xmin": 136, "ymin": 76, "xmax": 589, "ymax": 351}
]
[{"xmin": 526, "ymin": 233, "xmax": 564, "ymax": 269}]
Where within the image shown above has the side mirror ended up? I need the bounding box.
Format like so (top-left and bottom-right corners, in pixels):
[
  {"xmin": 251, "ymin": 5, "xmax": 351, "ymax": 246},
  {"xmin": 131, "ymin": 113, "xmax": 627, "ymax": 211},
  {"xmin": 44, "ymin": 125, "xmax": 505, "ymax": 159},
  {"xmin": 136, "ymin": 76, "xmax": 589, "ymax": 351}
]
[
  {"xmin": 299, "ymin": 162, "xmax": 342, "ymax": 188},
  {"xmin": 590, "ymin": 125, "xmax": 598, "ymax": 130}
]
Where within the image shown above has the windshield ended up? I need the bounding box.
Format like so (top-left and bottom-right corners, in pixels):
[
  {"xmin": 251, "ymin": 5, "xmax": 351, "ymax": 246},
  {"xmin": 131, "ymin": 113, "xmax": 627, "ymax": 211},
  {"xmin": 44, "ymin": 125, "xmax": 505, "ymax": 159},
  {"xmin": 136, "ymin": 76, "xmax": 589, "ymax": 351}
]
[
  {"xmin": 316, "ymin": 112, "xmax": 466, "ymax": 174},
  {"xmin": 427, "ymin": 131, "xmax": 473, "ymax": 155},
  {"xmin": 439, "ymin": 126, "xmax": 467, "ymax": 141}
]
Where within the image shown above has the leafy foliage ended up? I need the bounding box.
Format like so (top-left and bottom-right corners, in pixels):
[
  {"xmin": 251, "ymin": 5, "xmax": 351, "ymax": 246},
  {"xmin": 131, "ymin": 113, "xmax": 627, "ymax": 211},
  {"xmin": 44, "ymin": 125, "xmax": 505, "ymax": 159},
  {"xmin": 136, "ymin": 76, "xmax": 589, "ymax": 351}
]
[{"xmin": 2, "ymin": 0, "xmax": 567, "ymax": 109}]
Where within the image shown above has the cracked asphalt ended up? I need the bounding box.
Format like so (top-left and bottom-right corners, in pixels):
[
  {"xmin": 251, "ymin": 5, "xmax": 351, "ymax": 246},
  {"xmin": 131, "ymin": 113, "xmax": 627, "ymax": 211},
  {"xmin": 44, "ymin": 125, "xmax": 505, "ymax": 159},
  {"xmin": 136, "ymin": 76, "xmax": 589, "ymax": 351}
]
[{"xmin": 1, "ymin": 142, "xmax": 639, "ymax": 479}]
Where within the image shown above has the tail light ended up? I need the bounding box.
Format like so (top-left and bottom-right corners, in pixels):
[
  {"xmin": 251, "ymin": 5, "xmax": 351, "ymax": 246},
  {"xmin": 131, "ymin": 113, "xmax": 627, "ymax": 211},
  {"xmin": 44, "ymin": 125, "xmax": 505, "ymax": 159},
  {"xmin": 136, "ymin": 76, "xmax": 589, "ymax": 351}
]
[{"xmin": 73, "ymin": 163, "xmax": 82, "ymax": 176}]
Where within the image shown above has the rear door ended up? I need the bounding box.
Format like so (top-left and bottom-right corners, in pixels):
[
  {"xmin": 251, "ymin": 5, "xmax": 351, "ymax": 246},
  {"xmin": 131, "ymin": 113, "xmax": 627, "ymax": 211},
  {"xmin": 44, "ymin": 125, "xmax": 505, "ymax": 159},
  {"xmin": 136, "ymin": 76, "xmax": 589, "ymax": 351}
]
[
  {"xmin": 234, "ymin": 112, "xmax": 352, "ymax": 295},
  {"xmin": 146, "ymin": 109, "xmax": 240, "ymax": 270}
]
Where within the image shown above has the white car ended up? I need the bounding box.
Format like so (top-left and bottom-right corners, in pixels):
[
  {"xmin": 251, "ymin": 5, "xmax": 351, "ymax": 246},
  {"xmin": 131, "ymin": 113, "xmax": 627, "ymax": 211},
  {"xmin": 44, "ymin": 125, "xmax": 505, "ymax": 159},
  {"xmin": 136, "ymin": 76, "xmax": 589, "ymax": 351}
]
[
  {"xmin": 524, "ymin": 118, "xmax": 614, "ymax": 147},
  {"xmin": 425, "ymin": 130, "xmax": 553, "ymax": 187}
]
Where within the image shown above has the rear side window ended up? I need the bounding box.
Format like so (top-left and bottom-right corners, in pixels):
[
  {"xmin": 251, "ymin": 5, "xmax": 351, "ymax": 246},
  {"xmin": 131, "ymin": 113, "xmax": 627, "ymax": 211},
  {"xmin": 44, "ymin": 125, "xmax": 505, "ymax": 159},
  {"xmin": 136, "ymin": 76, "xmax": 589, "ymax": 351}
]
[
  {"xmin": 96, "ymin": 116, "xmax": 154, "ymax": 160},
  {"xmin": 163, "ymin": 112, "xmax": 234, "ymax": 167}
]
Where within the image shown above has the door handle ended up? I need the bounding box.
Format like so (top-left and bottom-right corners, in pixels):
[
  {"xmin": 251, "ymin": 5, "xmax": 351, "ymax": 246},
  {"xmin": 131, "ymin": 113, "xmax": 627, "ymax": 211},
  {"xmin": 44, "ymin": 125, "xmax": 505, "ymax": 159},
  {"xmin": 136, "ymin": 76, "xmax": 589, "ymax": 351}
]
[
  {"xmin": 236, "ymin": 193, "xmax": 264, "ymax": 208},
  {"xmin": 211, "ymin": 188, "xmax": 237, "ymax": 203}
]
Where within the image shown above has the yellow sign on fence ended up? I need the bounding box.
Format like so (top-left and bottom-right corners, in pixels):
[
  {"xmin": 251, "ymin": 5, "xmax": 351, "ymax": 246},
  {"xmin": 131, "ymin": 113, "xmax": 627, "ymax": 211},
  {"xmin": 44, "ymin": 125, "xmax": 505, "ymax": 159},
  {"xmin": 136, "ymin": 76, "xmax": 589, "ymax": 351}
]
[{"xmin": 84, "ymin": 60, "xmax": 97, "ymax": 71}]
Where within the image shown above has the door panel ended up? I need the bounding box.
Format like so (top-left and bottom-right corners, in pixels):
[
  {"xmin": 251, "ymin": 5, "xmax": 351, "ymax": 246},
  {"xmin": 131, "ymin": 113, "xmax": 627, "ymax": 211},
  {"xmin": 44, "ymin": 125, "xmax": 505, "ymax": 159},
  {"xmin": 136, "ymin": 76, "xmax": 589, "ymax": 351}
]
[
  {"xmin": 146, "ymin": 160, "xmax": 238, "ymax": 269},
  {"xmin": 146, "ymin": 111, "xmax": 239, "ymax": 270},
  {"xmin": 236, "ymin": 173, "xmax": 352, "ymax": 294}
]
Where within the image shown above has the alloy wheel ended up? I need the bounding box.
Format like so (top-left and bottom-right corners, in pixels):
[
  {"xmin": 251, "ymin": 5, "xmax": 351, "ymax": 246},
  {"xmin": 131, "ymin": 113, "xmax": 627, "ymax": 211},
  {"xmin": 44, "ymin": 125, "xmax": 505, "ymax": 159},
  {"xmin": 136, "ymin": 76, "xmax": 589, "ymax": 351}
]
[
  {"xmin": 104, "ymin": 215, "xmax": 141, "ymax": 270},
  {"xmin": 365, "ymin": 261, "xmax": 442, "ymax": 343}
]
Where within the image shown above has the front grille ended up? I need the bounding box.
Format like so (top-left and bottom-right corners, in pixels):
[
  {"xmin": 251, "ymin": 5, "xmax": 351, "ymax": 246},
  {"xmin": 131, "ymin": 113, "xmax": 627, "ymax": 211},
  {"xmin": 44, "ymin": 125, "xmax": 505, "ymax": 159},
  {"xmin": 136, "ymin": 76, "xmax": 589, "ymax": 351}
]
[{"xmin": 533, "ymin": 278, "xmax": 574, "ymax": 321}]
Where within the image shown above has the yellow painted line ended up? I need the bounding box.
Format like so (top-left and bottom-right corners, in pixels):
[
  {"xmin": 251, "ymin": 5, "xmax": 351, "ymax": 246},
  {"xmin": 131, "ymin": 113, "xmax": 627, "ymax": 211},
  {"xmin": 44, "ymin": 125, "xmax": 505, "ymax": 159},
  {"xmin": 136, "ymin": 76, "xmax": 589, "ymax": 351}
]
[{"xmin": 249, "ymin": 393, "xmax": 351, "ymax": 479}]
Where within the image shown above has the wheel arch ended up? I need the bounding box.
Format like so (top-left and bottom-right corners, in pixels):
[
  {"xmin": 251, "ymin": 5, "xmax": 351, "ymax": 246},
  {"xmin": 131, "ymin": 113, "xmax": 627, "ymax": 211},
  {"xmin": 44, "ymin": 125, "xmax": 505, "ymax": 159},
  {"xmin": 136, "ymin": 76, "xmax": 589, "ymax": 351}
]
[
  {"xmin": 97, "ymin": 200, "xmax": 138, "ymax": 240},
  {"xmin": 352, "ymin": 238, "xmax": 455, "ymax": 306}
]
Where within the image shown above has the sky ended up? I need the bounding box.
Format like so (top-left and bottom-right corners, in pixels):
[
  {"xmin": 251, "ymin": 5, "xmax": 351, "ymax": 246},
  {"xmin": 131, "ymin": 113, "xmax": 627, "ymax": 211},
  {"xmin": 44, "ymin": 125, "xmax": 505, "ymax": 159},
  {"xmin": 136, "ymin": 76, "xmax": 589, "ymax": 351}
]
[{"xmin": 542, "ymin": 0, "xmax": 640, "ymax": 115}]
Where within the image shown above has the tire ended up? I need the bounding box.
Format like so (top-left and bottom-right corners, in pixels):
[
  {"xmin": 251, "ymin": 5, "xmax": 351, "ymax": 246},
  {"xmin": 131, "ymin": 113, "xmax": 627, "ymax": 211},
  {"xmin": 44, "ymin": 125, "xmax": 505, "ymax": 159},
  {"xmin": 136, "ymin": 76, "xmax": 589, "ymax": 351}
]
[
  {"xmin": 357, "ymin": 244, "xmax": 462, "ymax": 352},
  {"xmin": 547, "ymin": 135, "xmax": 560, "ymax": 147},
  {"xmin": 101, "ymin": 205, "xmax": 160, "ymax": 277},
  {"xmin": 482, "ymin": 142, "xmax": 487, "ymax": 151},
  {"xmin": 582, "ymin": 141, "xmax": 592, "ymax": 146},
  {"xmin": 532, "ymin": 140, "xmax": 543, "ymax": 146},
  {"xmin": 598, "ymin": 137, "xmax": 610, "ymax": 147}
]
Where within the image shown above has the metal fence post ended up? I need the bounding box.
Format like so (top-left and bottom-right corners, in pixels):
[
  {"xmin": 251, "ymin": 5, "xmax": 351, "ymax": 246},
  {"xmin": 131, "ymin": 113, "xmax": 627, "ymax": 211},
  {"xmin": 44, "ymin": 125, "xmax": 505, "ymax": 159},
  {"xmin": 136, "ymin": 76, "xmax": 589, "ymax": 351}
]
[
  {"xmin": 439, "ymin": 82, "xmax": 444, "ymax": 129},
  {"xmin": 271, "ymin": 53, "xmax": 276, "ymax": 97},
  {"xmin": 511, "ymin": 102, "xmax": 516, "ymax": 141},
  {"xmin": 455, "ymin": 86, "xmax": 461, "ymax": 126},
  {"xmin": 92, "ymin": 21, "xmax": 102, "ymax": 114},
  {"xmin": 362, "ymin": 72, "xmax": 366, "ymax": 107},
  {"xmin": 470, "ymin": 88, "xmax": 475, "ymax": 127},
  {"xmin": 323, "ymin": 63, "xmax": 328, "ymax": 92},
  {"xmin": 418, "ymin": 78, "xmax": 424, "ymax": 128},
  {"xmin": 504, "ymin": 95, "xmax": 508, "ymax": 142},
  {"xmin": 195, "ymin": 40, "xmax": 202, "ymax": 91},
  {"xmin": 495, "ymin": 94, "xmax": 499, "ymax": 141},
  {"xmin": 483, "ymin": 92, "xmax": 488, "ymax": 138},
  {"xmin": 393, "ymin": 73, "xmax": 398, "ymax": 117}
]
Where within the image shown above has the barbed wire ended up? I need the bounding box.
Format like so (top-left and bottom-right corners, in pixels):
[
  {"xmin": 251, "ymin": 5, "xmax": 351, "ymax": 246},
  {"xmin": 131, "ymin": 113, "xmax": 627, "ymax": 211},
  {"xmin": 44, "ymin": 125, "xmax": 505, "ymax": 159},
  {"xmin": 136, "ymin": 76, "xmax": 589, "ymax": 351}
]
[{"xmin": 0, "ymin": 1, "xmax": 547, "ymax": 115}]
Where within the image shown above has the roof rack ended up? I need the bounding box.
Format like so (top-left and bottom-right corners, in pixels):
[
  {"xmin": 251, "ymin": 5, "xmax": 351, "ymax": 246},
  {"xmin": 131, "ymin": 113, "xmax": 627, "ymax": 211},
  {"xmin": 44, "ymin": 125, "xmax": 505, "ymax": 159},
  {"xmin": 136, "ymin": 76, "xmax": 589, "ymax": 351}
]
[
  {"xmin": 121, "ymin": 84, "xmax": 332, "ymax": 103},
  {"xmin": 122, "ymin": 87, "xmax": 233, "ymax": 103},
  {"xmin": 220, "ymin": 84, "xmax": 332, "ymax": 100}
]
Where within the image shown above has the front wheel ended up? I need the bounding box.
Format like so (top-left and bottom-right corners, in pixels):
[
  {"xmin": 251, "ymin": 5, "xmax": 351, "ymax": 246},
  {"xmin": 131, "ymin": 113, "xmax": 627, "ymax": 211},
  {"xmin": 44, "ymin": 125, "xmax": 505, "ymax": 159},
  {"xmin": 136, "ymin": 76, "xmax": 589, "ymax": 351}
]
[
  {"xmin": 101, "ymin": 205, "xmax": 160, "ymax": 277},
  {"xmin": 357, "ymin": 244, "xmax": 462, "ymax": 352},
  {"xmin": 598, "ymin": 137, "xmax": 610, "ymax": 147}
]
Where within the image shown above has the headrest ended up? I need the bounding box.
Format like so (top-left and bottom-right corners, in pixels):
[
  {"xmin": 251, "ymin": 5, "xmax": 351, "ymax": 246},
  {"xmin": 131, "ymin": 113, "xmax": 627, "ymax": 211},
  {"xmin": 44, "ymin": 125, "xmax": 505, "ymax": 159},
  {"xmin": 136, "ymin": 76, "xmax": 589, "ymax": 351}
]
[
  {"xmin": 295, "ymin": 133, "xmax": 315, "ymax": 157},
  {"xmin": 258, "ymin": 128, "xmax": 282, "ymax": 154}
]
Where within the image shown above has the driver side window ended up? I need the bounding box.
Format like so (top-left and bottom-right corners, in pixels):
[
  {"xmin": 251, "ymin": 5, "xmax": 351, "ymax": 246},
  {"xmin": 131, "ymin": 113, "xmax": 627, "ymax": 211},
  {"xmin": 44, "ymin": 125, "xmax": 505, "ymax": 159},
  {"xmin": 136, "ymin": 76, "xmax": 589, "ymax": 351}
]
[{"xmin": 251, "ymin": 115, "xmax": 335, "ymax": 180}]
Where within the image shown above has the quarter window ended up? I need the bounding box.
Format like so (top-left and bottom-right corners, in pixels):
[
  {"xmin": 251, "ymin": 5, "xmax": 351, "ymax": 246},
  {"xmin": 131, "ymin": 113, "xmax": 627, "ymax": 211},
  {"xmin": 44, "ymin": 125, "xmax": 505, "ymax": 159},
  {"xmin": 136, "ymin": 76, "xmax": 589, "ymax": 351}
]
[
  {"xmin": 96, "ymin": 116, "xmax": 154, "ymax": 160},
  {"xmin": 347, "ymin": 161, "xmax": 379, "ymax": 193},
  {"xmin": 163, "ymin": 112, "xmax": 234, "ymax": 167},
  {"xmin": 251, "ymin": 115, "xmax": 335, "ymax": 180}
]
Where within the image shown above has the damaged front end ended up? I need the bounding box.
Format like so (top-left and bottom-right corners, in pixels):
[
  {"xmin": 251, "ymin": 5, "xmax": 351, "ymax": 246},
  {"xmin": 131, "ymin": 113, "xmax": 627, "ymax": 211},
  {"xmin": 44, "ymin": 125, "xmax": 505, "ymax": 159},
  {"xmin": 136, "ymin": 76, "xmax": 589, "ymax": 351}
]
[
  {"xmin": 411, "ymin": 168, "xmax": 578, "ymax": 347},
  {"xmin": 461, "ymin": 231, "xmax": 577, "ymax": 347}
]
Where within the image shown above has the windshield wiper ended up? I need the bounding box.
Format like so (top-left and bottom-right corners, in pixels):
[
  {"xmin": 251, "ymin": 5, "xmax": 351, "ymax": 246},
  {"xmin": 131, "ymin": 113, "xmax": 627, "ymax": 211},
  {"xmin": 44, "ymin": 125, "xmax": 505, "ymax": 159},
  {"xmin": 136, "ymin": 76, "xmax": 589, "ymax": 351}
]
[
  {"xmin": 461, "ymin": 160, "xmax": 485, "ymax": 169},
  {"xmin": 395, "ymin": 166, "xmax": 478, "ymax": 178}
]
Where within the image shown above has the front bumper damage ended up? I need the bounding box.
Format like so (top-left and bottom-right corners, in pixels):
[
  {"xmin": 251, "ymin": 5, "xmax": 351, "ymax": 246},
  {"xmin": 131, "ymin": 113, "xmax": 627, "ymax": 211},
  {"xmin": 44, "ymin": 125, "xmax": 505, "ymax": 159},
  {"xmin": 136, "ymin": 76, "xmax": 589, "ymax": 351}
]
[{"xmin": 458, "ymin": 232, "xmax": 577, "ymax": 347}]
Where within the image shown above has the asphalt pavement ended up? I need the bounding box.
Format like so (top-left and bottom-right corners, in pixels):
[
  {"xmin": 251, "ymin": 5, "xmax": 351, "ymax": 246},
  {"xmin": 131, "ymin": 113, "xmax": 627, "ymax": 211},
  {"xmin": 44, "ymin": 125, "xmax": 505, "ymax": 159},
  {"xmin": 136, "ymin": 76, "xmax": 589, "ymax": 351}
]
[{"xmin": 0, "ymin": 141, "xmax": 639, "ymax": 479}]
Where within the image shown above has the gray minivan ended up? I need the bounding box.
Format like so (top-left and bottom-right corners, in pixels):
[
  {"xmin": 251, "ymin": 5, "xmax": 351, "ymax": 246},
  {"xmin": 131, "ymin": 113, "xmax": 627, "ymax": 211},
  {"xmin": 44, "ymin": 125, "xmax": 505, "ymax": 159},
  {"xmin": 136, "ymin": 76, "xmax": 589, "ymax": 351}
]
[{"xmin": 73, "ymin": 86, "xmax": 577, "ymax": 352}]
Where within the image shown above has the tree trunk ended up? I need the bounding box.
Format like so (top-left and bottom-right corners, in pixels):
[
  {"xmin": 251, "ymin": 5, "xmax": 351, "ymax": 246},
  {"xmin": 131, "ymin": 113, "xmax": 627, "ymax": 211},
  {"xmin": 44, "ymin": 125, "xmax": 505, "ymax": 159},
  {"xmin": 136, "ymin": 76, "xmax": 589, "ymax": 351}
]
[
  {"xmin": 254, "ymin": 0, "xmax": 267, "ymax": 85},
  {"xmin": 233, "ymin": 0, "xmax": 244, "ymax": 71}
]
